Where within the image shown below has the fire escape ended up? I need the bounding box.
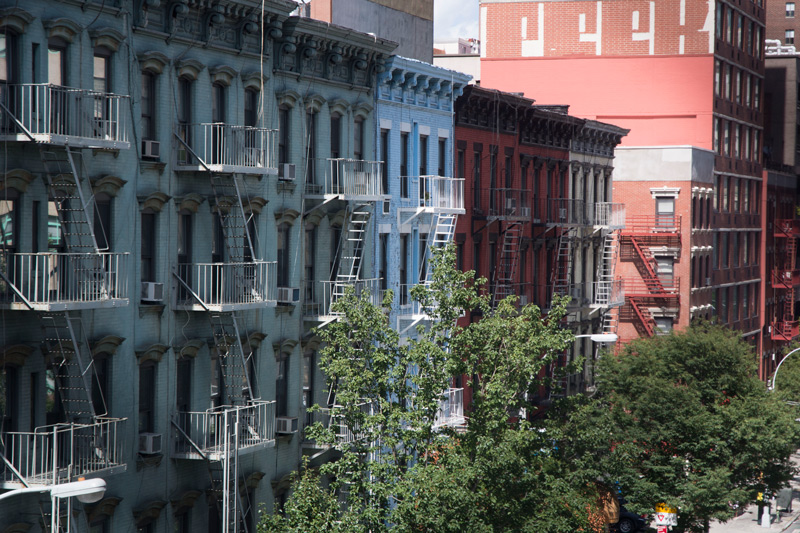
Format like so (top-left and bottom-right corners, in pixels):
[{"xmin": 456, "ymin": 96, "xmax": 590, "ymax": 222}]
[
  {"xmin": 0, "ymin": 83, "xmax": 130, "ymax": 528},
  {"xmin": 548, "ymin": 198, "xmax": 587, "ymax": 309},
  {"xmin": 771, "ymin": 219, "xmax": 800, "ymax": 342},
  {"xmin": 171, "ymin": 122, "xmax": 279, "ymax": 533},
  {"xmin": 397, "ymin": 175, "xmax": 465, "ymax": 335},
  {"xmin": 619, "ymin": 214, "xmax": 681, "ymax": 337},
  {"xmin": 592, "ymin": 202, "xmax": 626, "ymax": 340},
  {"xmin": 303, "ymin": 158, "xmax": 384, "ymax": 326},
  {"xmin": 489, "ymin": 188, "xmax": 528, "ymax": 308}
]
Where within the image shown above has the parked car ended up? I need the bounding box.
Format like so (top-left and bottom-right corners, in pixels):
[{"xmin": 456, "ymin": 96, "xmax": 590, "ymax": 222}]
[{"xmin": 612, "ymin": 505, "xmax": 648, "ymax": 533}]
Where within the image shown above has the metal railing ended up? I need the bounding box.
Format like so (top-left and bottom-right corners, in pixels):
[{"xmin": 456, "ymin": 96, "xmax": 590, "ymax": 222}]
[
  {"xmin": 0, "ymin": 83, "xmax": 129, "ymax": 146},
  {"xmin": 319, "ymin": 159, "xmax": 383, "ymax": 197},
  {"xmin": 409, "ymin": 176, "xmax": 465, "ymax": 211},
  {"xmin": 0, "ymin": 418, "xmax": 126, "ymax": 486},
  {"xmin": 173, "ymin": 401, "xmax": 276, "ymax": 459},
  {"xmin": 594, "ymin": 202, "xmax": 626, "ymax": 228},
  {"xmin": 174, "ymin": 261, "xmax": 276, "ymax": 309},
  {"xmin": 0, "ymin": 252, "xmax": 129, "ymax": 309},
  {"xmin": 489, "ymin": 188, "xmax": 532, "ymax": 219},
  {"xmin": 303, "ymin": 279, "xmax": 383, "ymax": 319},
  {"xmin": 175, "ymin": 123, "xmax": 277, "ymax": 173},
  {"xmin": 593, "ymin": 279, "xmax": 625, "ymax": 307},
  {"xmin": 433, "ymin": 388, "xmax": 465, "ymax": 429},
  {"xmin": 624, "ymin": 215, "xmax": 681, "ymax": 234},
  {"xmin": 544, "ymin": 198, "xmax": 589, "ymax": 225},
  {"xmin": 622, "ymin": 277, "xmax": 681, "ymax": 296}
]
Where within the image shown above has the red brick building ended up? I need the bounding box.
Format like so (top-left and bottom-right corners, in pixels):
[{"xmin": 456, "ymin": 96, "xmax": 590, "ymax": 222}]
[
  {"xmin": 454, "ymin": 85, "xmax": 627, "ymax": 405},
  {"xmin": 479, "ymin": 0, "xmax": 770, "ymax": 366}
]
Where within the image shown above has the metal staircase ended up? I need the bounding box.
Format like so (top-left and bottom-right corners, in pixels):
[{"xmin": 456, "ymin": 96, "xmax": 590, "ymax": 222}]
[
  {"xmin": 211, "ymin": 313, "xmax": 253, "ymax": 406},
  {"xmin": 551, "ymin": 227, "xmax": 576, "ymax": 301},
  {"xmin": 593, "ymin": 232, "xmax": 619, "ymax": 306},
  {"xmin": 424, "ymin": 213, "xmax": 458, "ymax": 283},
  {"xmin": 40, "ymin": 313, "xmax": 97, "ymax": 423},
  {"xmin": 210, "ymin": 174, "xmax": 256, "ymax": 263},
  {"xmin": 333, "ymin": 204, "xmax": 371, "ymax": 292},
  {"xmin": 772, "ymin": 219, "xmax": 800, "ymax": 341},
  {"xmin": 492, "ymin": 222, "xmax": 522, "ymax": 306}
]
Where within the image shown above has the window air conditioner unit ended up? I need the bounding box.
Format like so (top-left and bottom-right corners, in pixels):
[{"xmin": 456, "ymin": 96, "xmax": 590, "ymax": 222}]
[
  {"xmin": 276, "ymin": 287, "xmax": 300, "ymax": 304},
  {"xmin": 138, "ymin": 432, "xmax": 162, "ymax": 455},
  {"xmin": 276, "ymin": 416, "xmax": 299, "ymax": 434},
  {"xmin": 520, "ymin": 207, "xmax": 531, "ymax": 217},
  {"xmin": 141, "ymin": 139, "xmax": 160, "ymax": 159},
  {"xmin": 559, "ymin": 207, "xmax": 568, "ymax": 221},
  {"xmin": 141, "ymin": 282, "xmax": 164, "ymax": 303},
  {"xmin": 280, "ymin": 163, "xmax": 296, "ymax": 181}
]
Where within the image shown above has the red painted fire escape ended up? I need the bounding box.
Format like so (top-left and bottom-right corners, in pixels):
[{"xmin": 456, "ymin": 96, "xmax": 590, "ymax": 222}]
[
  {"xmin": 771, "ymin": 219, "xmax": 800, "ymax": 342},
  {"xmin": 619, "ymin": 214, "xmax": 681, "ymax": 337}
]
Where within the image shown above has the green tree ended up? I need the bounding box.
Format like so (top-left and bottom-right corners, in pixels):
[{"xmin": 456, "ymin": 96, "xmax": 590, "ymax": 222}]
[
  {"xmin": 591, "ymin": 324, "xmax": 800, "ymax": 533},
  {"xmin": 260, "ymin": 246, "xmax": 611, "ymax": 532}
]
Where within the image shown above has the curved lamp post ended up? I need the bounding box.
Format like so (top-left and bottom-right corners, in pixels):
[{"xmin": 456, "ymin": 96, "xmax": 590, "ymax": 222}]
[
  {"xmin": 0, "ymin": 478, "xmax": 106, "ymax": 532},
  {"xmin": 768, "ymin": 346, "xmax": 800, "ymax": 392}
]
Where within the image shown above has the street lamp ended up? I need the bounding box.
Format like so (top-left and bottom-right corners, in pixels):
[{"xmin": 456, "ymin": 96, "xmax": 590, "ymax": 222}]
[
  {"xmin": 768, "ymin": 346, "xmax": 800, "ymax": 392},
  {"xmin": 0, "ymin": 478, "xmax": 107, "ymax": 532},
  {"xmin": 575, "ymin": 333, "xmax": 618, "ymax": 343}
]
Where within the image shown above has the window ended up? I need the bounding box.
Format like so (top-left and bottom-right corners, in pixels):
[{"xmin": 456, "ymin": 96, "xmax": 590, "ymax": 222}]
[
  {"xmin": 438, "ymin": 138, "xmax": 447, "ymax": 177},
  {"xmin": 713, "ymin": 117, "xmax": 720, "ymax": 153},
  {"xmin": 473, "ymin": 150, "xmax": 481, "ymax": 209},
  {"xmin": 472, "ymin": 241, "xmax": 481, "ymax": 278},
  {"xmin": 92, "ymin": 355, "xmax": 110, "ymax": 416},
  {"xmin": 177, "ymin": 77, "xmax": 192, "ymax": 164},
  {"xmin": 734, "ymin": 124, "xmax": 741, "ymax": 159},
  {"xmin": 94, "ymin": 193, "xmax": 112, "ymax": 250},
  {"xmin": 276, "ymin": 356, "xmax": 288, "ymax": 417},
  {"xmin": 244, "ymin": 88, "xmax": 258, "ymax": 127},
  {"xmin": 48, "ymin": 38, "xmax": 67, "ymax": 86},
  {"xmin": 176, "ymin": 358, "xmax": 191, "ymax": 416},
  {"xmin": 419, "ymin": 135, "xmax": 428, "ymax": 175},
  {"xmin": 400, "ymin": 132, "xmax": 409, "ymax": 198},
  {"xmin": 716, "ymin": 2, "xmax": 724, "ymax": 39},
  {"xmin": 655, "ymin": 317, "xmax": 673, "ymax": 335},
  {"xmin": 305, "ymin": 225, "xmax": 315, "ymax": 302},
  {"xmin": 745, "ymin": 74, "xmax": 752, "ymax": 108},
  {"xmin": 303, "ymin": 351, "xmax": 315, "ymax": 414},
  {"xmin": 139, "ymin": 363, "xmax": 156, "ymax": 434},
  {"xmin": 420, "ymin": 234, "xmax": 429, "ymax": 283},
  {"xmin": 0, "ymin": 29, "xmax": 18, "ymax": 85},
  {"xmin": 0, "ymin": 366, "xmax": 19, "ymax": 432},
  {"xmin": 723, "ymin": 121, "xmax": 731, "ymax": 156},
  {"xmin": 489, "ymin": 148, "xmax": 497, "ymax": 213},
  {"xmin": 787, "ymin": 29, "xmax": 795, "ymax": 45},
  {"xmin": 141, "ymin": 71, "xmax": 156, "ymax": 140},
  {"xmin": 721, "ymin": 232, "xmax": 729, "ymax": 268},
  {"xmin": 655, "ymin": 196, "xmax": 675, "ymax": 226},
  {"xmin": 277, "ymin": 223, "xmax": 290, "ymax": 288},
  {"xmin": 714, "ymin": 60, "xmax": 721, "ymax": 97},
  {"xmin": 93, "ymin": 46, "xmax": 112, "ymax": 131},
  {"xmin": 655, "ymin": 256, "xmax": 674, "ymax": 282},
  {"xmin": 735, "ymin": 69, "xmax": 741, "ymax": 104},
  {"xmin": 400, "ymin": 235, "xmax": 409, "ymax": 304},
  {"xmin": 306, "ymin": 111, "xmax": 317, "ymax": 186},
  {"xmin": 46, "ymin": 366, "xmax": 65, "ymax": 426},
  {"xmin": 733, "ymin": 179, "xmax": 740, "ymax": 212},
  {"xmin": 788, "ymin": 2, "xmax": 796, "ymax": 17},
  {"xmin": 330, "ymin": 114, "xmax": 341, "ymax": 159},
  {"xmin": 177, "ymin": 212, "xmax": 192, "ymax": 301},
  {"xmin": 278, "ymin": 106, "xmax": 289, "ymax": 169},
  {"xmin": 354, "ymin": 117, "xmax": 364, "ymax": 160},
  {"xmin": 379, "ymin": 234, "xmax": 387, "ymax": 293},
  {"xmin": 725, "ymin": 7, "xmax": 733, "ymax": 43},
  {"xmin": 724, "ymin": 64, "xmax": 732, "ymax": 100},
  {"xmin": 736, "ymin": 14, "xmax": 743, "ymax": 49},
  {"xmin": 743, "ymin": 180, "xmax": 750, "ymax": 212},
  {"xmin": 754, "ymin": 78, "xmax": 761, "ymax": 112},
  {"xmin": 381, "ymin": 130, "xmax": 389, "ymax": 196},
  {"xmin": 722, "ymin": 176, "xmax": 729, "ymax": 211}
]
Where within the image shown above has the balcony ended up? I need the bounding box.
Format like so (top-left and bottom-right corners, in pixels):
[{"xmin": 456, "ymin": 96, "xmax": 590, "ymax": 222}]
[
  {"xmin": 623, "ymin": 215, "xmax": 681, "ymax": 236},
  {"xmin": 772, "ymin": 269, "xmax": 800, "ymax": 289},
  {"xmin": 433, "ymin": 388, "xmax": 466, "ymax": 430},
  {"xmin": 623, "ymin": 277, "xmax": 681, "ymax": 298},
  {"xmin": 172, "ymin": 401, "xmax": 276, "ymax": 461},
  {"xmin": 306, "ymin": 159, "xmax": 383, "ymax": 200},
  {"xmin": 775, "ymin": 219, "xmax": 800, "ymax": 238},
  {"xmin": 173, "ymin": 261, "xmax": 276, "ymax": 311},
  {"xmin": 489, "ymin": 189, "xmax": 532, "ymax": 221},
  {"xmin": 593, "ymin": 203, "xmax": 626, "ymax": 229},
  {"xmin": 0, "ymin": 83, "xmax": 130, "ymax": 149},
  {"xmin": 771, "ymin": 319, "xmax": 800, "ymax": 342},
  {"xmin": 401, "ymin": 176, "xmax": 465, "ymax": 212},
  {"xmin": 0, "ymin": 252, "xmax": 129, "ymax": 311},
  {"xmin": 544, "ymin": 199, "xmax": 590, "ymax": 226},
  {"xmin": 593, "ymin": 279, "xmax": 625, "ymax": 308},
  {"xmin": 174, "ymin": 123, "xmax": 278, "ymax": 174},
  {"xmin": 303, "ymin": 279, "xmax": 383, "ymax": 323},
  {"xmin": 0, "ymin": 418, "xmax": 127, "ymax": 489}
]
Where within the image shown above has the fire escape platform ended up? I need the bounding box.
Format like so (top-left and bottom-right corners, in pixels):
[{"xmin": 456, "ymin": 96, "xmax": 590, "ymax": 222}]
[{"xmin": 0, "ymin": 133, "xmax": 130, "ymax": 150}]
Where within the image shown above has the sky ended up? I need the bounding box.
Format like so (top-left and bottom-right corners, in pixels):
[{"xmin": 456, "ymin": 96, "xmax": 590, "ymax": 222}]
[{"xmin": 433, "ymin": 0, "xmax": 480, "ymax": 42}]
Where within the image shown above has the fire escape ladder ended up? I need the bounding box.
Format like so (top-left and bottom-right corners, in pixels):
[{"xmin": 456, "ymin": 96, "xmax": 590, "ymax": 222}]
[
  {"xmin": 493, "ymin": 222, "xmax": 523, "ymax": 307},
  {"xmin": 40, "ymin": 312, "xmax": 97, "ymax": 423},
  {"xmin": 210, "ymin": 174, "xmax": 257, "ymax": 263},
  {"xmin": 333, "ymin": 204, "xmax": 371, "ymax": 295},
  {"xmin": 551, "ymin": 227, "xmax": 576, "ymax": 301},
  {"xmin": 594, "ymin": 230, "xmax": 620, "ymax": 306},
  {"xmin": 423, "ymin": 212, "xmax": 459, "ymax": 283},
  {"xmin": 40, "ymin": 148, "xmax": 102, "ymax": 253},
  {"xmin": 210, "ymin": 312, "xmax": 254, "ymax": 406},
  {"xmin": 773, "ymin": 232, "xmax": 798, "ymax": 340},
  {"xmin": 629, "ymin": 236, "xmax": 664, "ymax": 293},
  {"xmin": 208, "ymin": 413, "xmax": 245, "ymax": 533},
  {"xmin": 629, "ymin": 298, "xmax": 656, "ymax": 337}
]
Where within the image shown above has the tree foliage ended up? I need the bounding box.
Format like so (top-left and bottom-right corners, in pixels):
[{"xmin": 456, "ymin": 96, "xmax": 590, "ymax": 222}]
[{"xmin": 589, "ymin": 324, "xmax": 800, "ymax": 532}]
